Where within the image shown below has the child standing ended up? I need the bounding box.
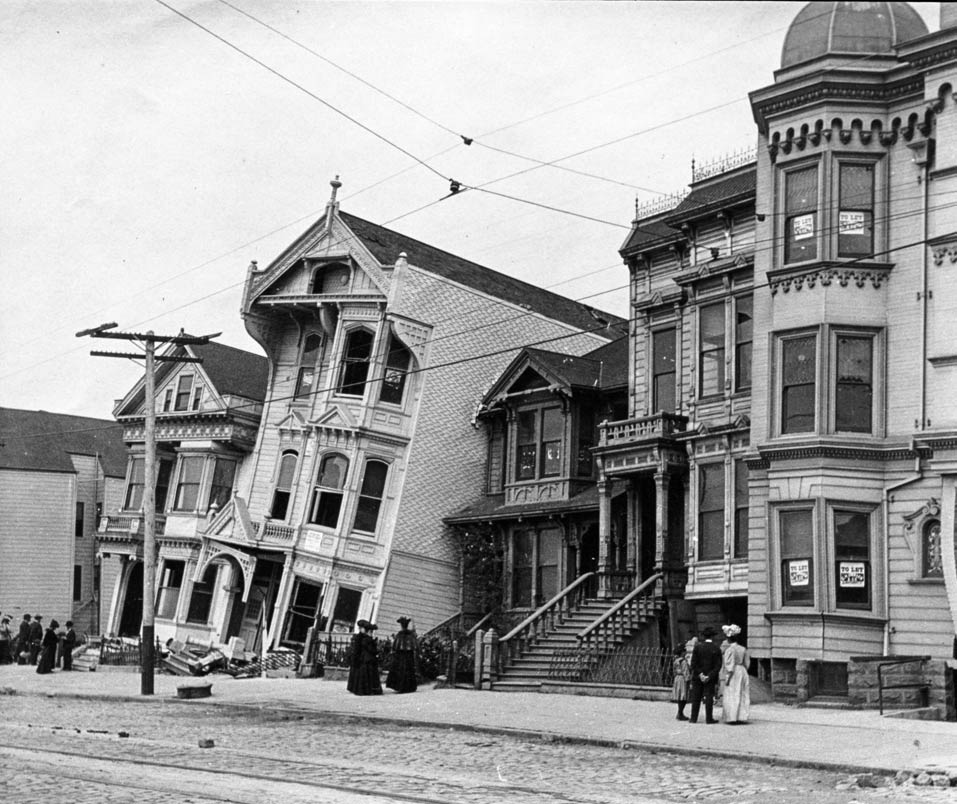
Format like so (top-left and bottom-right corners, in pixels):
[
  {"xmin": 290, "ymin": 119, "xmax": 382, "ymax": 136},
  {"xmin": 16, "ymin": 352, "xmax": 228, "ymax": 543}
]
[{"xmin": 671, "ymin": 644, "xmax": 690, "ymax": 720}]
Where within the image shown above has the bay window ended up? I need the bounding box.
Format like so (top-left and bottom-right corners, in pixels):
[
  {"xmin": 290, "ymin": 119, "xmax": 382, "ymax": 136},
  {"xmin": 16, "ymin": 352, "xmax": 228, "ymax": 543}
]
[
  {"xmin": 270, "ymin": 450, "xmax": 298, "ymax": 520},
  {"xmin": 338, "ymin": 329, "xmax": 374, "ymax": 396},
  {"xmin": 837, "ymin": 163, "xmax": 874, "ymax": 258},
  {"xmin": 295, "ymin": 333, "xmax": 323, "ymax": 400},
  {"xmin": 309, "ymin": 453, "xmax": 348, "ymax": 529},
  {"xmin": 515, "ymin": 407, "xmax": 563, "ymax": 481},
  {"xmin": 780, "ymin": 508, "xmax": 814, "ymax": 606},
  {"xmin": 124, "ymin": 457, "xmax": 145, "ymax": 510},
  {"xmin": 834, "ymin": 335, "xmax": 873, "ymax": 433},
  {"xmin": 208, "ymin": 457, "xmax": 237, "ymax": 511},
  {"xmin": 380, "ymin": 336, "xmax": 412, "ymax": 405},
  {"xmin": 353, "ymin": 459, "xmax": 388, "ymax": 534},
  {"xmin": 781, "ymin": 334, "xmax": 817, "ymax": 434},
  {"xmin": 784, "ymin": 165, "xmax": 818, "ymax": 264},
  {"xmin": 173, "ymin": 456, "xmax": 204, "ymax": 511},
  {"xmin": 833, "ymin": 508, "xmax": 870, "ymax": 609}
]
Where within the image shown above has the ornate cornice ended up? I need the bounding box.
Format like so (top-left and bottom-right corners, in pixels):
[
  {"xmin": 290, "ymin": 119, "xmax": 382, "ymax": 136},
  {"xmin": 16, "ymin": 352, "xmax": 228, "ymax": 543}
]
[
  {"xmin": 757, "ymin": 442, "xmax": 916, "ymax": 464},
  {"xmin": 767, "ymin": 261, "xmax": 893, "ymax": 296}
]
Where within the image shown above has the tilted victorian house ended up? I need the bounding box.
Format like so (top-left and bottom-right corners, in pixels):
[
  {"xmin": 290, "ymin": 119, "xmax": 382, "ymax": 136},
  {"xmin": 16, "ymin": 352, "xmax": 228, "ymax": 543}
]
[{"xmin": 185, "ymin": 180, "xmax": 623, "ymax": 653}]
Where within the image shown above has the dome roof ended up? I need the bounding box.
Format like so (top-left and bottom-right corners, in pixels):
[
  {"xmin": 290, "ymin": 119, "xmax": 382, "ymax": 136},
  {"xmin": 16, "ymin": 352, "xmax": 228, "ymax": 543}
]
[{"xmin": 781, "ymin": 2, "xmax": 928, "ymax": 69}]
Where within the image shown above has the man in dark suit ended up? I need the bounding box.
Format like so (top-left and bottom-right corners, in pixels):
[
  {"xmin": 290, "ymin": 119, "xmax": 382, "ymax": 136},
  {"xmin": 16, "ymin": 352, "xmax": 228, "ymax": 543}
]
[
  {"xmin": 688, "ymin": 625, "xmax": 723, "ymax": 724},
  {"xmin": 16, "ymin": 614, "xmax": 31, "ymax": 664},
  {"xmin": 28, "ymin": 615, "xmax": 43, "ymax": 665}
]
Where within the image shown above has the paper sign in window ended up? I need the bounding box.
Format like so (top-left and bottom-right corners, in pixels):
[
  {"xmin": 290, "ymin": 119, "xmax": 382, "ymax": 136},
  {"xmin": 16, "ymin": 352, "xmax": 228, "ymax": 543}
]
[
  {"xmin": 788, "ymin": 559, "xmax": 810, "ymax": 586},
  {"xmin": 839, "ymin": 211, "xmax": 865, "ymax": 235},
  {"xmin": 792, "ymin": 214, "xmax": 814, "ymax": 240},
  {"xmin": 839, "ymin": 561, "xmax": 866, "ymax": 588}
]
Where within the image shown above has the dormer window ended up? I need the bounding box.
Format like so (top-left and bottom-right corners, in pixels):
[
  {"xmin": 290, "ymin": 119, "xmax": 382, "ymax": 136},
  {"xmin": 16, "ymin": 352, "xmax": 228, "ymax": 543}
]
[{"xmin": 338, "ymin": 329, "xmax": 374, "ymax": 396}]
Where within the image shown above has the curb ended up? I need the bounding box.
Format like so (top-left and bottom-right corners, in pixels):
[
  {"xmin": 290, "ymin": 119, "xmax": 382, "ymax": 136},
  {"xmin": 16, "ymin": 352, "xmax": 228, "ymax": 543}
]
[{"xmin": 9, "ymin": 686, "xmax": 906, "ymax": 778}]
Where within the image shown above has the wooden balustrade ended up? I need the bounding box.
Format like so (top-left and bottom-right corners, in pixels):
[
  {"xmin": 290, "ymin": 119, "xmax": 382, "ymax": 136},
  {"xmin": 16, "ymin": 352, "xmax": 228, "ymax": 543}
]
[
  {"xmin": 499, "ymin": 572, "xmax": 597, "ymax": 668},
  {"xmin": 599, "ymin": 413, "xmax": 687, "ymax": 446},
  {"xmin": 578, "ymin": 573, "xmax": 663, "ymax": 655}
]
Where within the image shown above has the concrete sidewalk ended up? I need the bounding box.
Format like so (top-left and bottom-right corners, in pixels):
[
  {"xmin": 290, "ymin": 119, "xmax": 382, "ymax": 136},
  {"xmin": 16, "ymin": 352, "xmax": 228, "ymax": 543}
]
[{"xmin": 2, "ymin": 664, "xmax": 955, "ymax": 778}]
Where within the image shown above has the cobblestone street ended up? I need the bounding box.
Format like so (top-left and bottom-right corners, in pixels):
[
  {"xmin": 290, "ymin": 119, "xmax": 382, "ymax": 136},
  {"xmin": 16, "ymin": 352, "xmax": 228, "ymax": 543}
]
[{"xmin": 0, "ymin": 696, "xmax": 953, "ymax": 803}]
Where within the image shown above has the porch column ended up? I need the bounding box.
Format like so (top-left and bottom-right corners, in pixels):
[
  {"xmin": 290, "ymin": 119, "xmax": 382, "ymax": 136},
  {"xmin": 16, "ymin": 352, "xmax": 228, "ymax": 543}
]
[
  {"xmin": 626, "ymin": 479, "xmax": 637, "ymax": 577},
  {"xmin": 653, "ymin": 471, "xmax": 670, "ymax": 570},
  {"xmin": 597, "ymin": 479, "xmax": 613, "ymax": 598}
]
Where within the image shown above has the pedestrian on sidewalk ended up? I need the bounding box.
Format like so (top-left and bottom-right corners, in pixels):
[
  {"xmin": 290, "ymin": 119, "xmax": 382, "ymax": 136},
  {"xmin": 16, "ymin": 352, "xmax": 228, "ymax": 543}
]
[
  {"xmin": 16, "ymin": 614, "xmax": 31, "ymax": 664},
  {"xmin": 347, "ymin": 619, "xmax": 383, "ymax": 696},
  {"xmin": 721, "ymin": 624, "xmax": 750, "ymax": 724},
  {"xmin": 36, "ymin": 619, "xmax": 59, "ymax": 674},
  {"xmin": 61, "ymin": 621, "xmax": 77, "ymax": 671},
  {"xmin": 688, "ymin": 626, "xmax": 722, "ymax": 724},
  {"xmin": 671, "ymin": 644, "xmax": 690, "ymax": 720},
  {"xmin": 28, "ymin": 615, "xmax": 43, "ymax": 665},
  {"xmin": 386, "ymin": 616, "xmax": 418, "ymax": 694},
  {"xmin": 0, "ymin": 616, "xmax": 12, "ymax": 664}
]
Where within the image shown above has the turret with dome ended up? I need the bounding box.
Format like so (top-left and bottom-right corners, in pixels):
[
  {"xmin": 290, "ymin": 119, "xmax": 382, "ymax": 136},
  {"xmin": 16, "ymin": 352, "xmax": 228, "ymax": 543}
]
[{"xmin": 779, "ymin": 1, "xmax": 928, "ymax": 71}]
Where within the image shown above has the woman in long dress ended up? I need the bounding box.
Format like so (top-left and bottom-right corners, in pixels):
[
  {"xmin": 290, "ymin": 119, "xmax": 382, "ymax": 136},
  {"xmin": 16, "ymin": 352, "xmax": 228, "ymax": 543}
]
[
  {"xmin": 36, "ymin": 619, "xmax": 59, "ymax": 675},
  {"xmin": 347, "ymin": 620, "xmax": 383, "ymax": 696},
  {"xmin": 386, "ymin": 617, "xmax": 418, "ymax": 694},
  {"xmin": 720, "ymin": 624, "xmax": 750, "ymax": 724}
]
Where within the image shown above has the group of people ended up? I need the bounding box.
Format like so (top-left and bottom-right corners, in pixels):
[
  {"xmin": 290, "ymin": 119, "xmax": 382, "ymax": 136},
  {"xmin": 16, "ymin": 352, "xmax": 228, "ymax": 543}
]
[
  {"xmin": 347, "ymin": 616, "xmax": 419, "ymax": 696},
  {"xmin": 0, "ymin": 612, "xmax": 78, "ymax": 674},
  {"xmin": 671, "ymin": 624, "xmax": 750, "ymax": 725}
]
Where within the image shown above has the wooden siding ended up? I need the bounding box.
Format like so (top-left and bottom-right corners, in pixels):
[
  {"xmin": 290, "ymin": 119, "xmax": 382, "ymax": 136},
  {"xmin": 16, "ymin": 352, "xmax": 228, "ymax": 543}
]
[
  {"xmin": 376, "ymin": 549, "xmax": 459, "ymax": 634},
  {"xmin": 0, "ymin": 469, "xmax": 76, "ymax": 623}
]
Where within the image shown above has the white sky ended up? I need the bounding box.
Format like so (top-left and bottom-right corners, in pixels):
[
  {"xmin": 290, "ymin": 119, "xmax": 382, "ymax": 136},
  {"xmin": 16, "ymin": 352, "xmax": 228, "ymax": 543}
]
[{"xmin": 0, "ymin": 1, "xmax": 941, "ymax": 420}]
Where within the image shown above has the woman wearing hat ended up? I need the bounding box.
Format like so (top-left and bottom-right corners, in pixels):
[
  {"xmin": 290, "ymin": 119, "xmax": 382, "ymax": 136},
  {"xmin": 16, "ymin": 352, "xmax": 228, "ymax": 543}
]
[
  {"xmin": 386, "ymin": 617, "xmax": 418, "ymax": 694},
  {"xmin": 347, "ymin": 620, "xmax": 383, "ymax": 696},
  {"xmin": 36, "ymin": 619, "xmax": 59, "ymax": 674},
  {"xmin": 0, "ymin": 615, "xmax": 12, "ymax": 664},
  {"xmin": 721, "ymin": 624, "xmax": 750, "ymax": 724}
]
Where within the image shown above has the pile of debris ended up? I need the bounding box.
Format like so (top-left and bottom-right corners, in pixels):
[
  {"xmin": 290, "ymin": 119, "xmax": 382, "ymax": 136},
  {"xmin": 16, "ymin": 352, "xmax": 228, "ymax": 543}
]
[{"xmin": 161, "ymin": 636, "xmax": 301, "ymax": 679}]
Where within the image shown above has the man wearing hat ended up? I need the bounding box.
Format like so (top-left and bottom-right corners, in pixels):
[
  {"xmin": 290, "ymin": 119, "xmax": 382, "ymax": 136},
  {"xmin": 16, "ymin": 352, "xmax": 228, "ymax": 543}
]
[
  {"xmin": 688, "ymin": 625, "xmax": 723, "ymax": 724},
  {"xmin": 16, "ymin": 614, "xmax": 31, "ymax": 664}
]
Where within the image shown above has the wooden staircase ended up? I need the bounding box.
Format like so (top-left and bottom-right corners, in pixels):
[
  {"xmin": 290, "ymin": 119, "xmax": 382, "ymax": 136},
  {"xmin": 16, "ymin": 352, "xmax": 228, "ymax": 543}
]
[{"xmin": 493, "ymin": 573, "xmax": 664, "ymax": 693}]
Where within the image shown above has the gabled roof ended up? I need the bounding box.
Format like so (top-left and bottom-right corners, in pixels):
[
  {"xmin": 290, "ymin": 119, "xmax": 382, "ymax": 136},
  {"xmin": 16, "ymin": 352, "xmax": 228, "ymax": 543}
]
[
  {"xmin": 339, "ymin": 211, "xmax": 626, "ymax": 337},
  {"xmin": 0, "ymin": 407, "xmax": 127, "ymax": 476},
  {"xmin": 191, "ymin": 342, "xmax": 268, "ymax": 401},
  {"xmin": 482, "ymin": 335, "xmax": 628, "ymax": 407}
]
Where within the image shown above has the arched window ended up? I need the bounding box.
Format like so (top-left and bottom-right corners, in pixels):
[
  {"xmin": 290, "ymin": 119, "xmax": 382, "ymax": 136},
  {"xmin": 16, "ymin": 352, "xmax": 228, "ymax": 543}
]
[
  {"xmin": 309, "ymin": 453, "xmax": 349, "ymax": 529},
  {"xmin": 295, "ymin": 332, "xmax": 323, "ymax": 399},
  {"xmin": 270, "ymin": 450, "xmax": 298, "ymax": 520},
  {"xmin": 353, "ymin": 459, "xmax": 388, "ymax": 534},
  {"xmin": 922, "ymin": 519, "xmax": 943, "ymax": 579},
  {"xmin": 338, "ymin": 329, "xmax": 374, "ymax": 396},
  {"xmin": 311, "ymin": 261, "xmax": 351, "ymax": 294},
  {"xmin": 379, "ymin": 336, "xmax": 412, "ymax": 405}
]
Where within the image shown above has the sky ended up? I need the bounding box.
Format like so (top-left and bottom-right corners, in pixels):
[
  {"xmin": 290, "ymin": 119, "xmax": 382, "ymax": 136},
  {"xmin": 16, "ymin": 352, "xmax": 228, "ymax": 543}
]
[{"xmin": 1, "ymin": 1, "xmax": 942, "ymax": 420}]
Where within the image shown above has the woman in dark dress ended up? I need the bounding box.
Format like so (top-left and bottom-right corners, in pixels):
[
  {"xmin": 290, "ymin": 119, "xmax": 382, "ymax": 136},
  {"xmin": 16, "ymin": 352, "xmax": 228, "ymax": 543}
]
[
  {"xmin": 36, "ymin": 619, "xmax": 59, "ymax": 674},
  {"xmin": 386, "ymin": 616, "xmax": 418, "ymax": 693},
  {"xmin": 347, "ymin": 620, "xmax": 382, "ymax": 696}
]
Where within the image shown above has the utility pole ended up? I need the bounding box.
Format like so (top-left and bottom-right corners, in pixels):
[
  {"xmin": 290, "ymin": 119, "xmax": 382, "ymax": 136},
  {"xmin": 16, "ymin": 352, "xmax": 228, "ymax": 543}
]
[{"xmin": 77, "ymin": 323, "xmax": 220, "ymax": 695}]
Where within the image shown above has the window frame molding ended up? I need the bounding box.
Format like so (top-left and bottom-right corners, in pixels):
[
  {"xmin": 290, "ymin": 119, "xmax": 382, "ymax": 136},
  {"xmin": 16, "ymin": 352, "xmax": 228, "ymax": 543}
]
[
  {"xmin": 351, "ymin": 456, "xmax": 391, "ymax": 537},
  {"xmin": 826, "ymin": 499, "xmax": 880, "ymax": 614},
  {"xmin": 770, "ymin": 324, "xmax": 884, "ymax": 440},
  {"xmin": 780, "ymin": 156, "xmax": 823, "ymax": 267},
  {"xmin": 335, "ymin": 326, "xmax": 376, "ymax": 399},
  {"xmin": 830, "ymin": 152, "xmax": 884, "ymax": 262},
  {"xmin": 308, "ymin": 451, "xmax": 350, "ymax": 531},
  {"xmin": 293, "ymin": 330, "xmax": 325, "ymax": 403},
  {"xmin": 649, "ymin": 324, "xmax": 678, "ymax": 414},
  {"xmin": 770, "ymin": 501, "xmax": 820, "ymax": 610}
]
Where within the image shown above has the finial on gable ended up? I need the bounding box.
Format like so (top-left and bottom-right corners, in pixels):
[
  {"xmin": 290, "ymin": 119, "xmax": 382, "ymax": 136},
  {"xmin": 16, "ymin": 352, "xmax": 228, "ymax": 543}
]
[{"xmin": 325, "ymin": 175, "xmax": 342, "ymax": 231}]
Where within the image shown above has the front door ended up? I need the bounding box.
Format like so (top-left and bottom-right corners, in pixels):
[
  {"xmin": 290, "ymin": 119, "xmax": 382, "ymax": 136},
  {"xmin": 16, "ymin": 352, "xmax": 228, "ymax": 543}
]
[{"xmin": 118, "ymin": 562, "xmax": 143, "ymax": 637}]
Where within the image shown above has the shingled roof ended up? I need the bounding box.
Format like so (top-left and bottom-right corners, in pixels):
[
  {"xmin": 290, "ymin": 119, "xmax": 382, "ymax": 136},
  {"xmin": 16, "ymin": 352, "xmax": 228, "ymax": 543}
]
[
  {"xmin": 0, "ymin": 408, "xmax": 127, "ymax": 476},
  {"xmin": 339, "ymin": 211, "xmax": 626, "ymax": 337},
  {"xmin": 191, "ymin": 341, "xmax": 268, "ymax": 402},
  {"xmin": 523, "ymin": 335, "xmax": 628, "ymax": 392}
]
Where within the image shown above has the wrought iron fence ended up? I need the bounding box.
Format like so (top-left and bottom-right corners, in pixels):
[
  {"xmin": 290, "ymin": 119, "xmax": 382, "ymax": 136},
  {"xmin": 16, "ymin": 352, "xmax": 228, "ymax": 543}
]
[
  {"xmin": 96, "ymin": 637, "xmax": 164, "ymax": 667},
  {"xmin": 549, "ymin": 645, "xmax": 673, "ymax": 687}
]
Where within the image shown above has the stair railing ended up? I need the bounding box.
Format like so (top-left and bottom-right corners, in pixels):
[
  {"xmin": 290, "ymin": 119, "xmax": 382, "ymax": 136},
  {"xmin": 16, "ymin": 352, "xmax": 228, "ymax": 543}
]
[
  {"xmin": 577, "ymin": 572, "xmax": 663, "ymax": 656},
  {"xmin": 499, "ymin": 572, "xmax": 597, "ymax": 668}
]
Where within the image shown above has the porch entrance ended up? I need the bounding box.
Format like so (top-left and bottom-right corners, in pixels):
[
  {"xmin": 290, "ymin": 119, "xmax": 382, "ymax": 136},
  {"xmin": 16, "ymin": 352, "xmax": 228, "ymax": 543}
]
[
  {"xmin": 225, "ymin": 559, "xmax": 283, "ymax": 654},
  {"xmin": 118, "ymin": 562, "xmax": 143, "ymax": 637}
]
